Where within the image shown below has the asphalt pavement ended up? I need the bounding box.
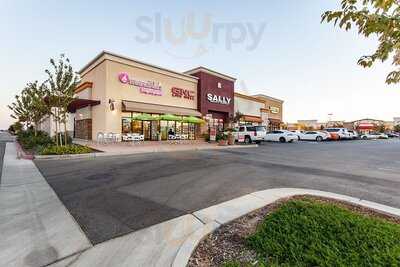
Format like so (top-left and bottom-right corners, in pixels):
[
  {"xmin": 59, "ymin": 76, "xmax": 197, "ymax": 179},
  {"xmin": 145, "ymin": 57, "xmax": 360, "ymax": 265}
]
[{"xmin": 35, "ymin": 139, "xmax": 400, "ymax": 244}]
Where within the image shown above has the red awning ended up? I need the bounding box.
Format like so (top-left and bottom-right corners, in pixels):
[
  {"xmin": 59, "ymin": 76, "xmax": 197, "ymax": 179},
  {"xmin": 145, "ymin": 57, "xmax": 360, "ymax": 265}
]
[
  {"xmin": 68, "ymin": 99, "xmax": 100, "ymax": 113},
  {"xmin": 269, "ymin": 118, "xmax": 282, "ymax": 124},
  {"xmin": 357, "ymin": 123, "xmax": 375, "ymax": 130}
]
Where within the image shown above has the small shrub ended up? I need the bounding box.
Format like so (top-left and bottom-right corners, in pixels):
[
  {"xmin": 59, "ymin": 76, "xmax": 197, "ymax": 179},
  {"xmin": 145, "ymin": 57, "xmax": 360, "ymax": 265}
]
[
  {"xmin": 40, "ymin": 144, "xmax": 92, "ymax": 155},
  {"xmin": 17, "ymin": 130, "xmax": 53, "ymax": 150}
]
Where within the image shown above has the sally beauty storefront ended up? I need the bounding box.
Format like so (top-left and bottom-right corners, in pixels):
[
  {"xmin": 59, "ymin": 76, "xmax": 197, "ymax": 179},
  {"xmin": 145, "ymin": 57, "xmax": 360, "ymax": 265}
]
[{"xmin": 73, "ymin": 51, "xmax": 203, "ymax": 141}]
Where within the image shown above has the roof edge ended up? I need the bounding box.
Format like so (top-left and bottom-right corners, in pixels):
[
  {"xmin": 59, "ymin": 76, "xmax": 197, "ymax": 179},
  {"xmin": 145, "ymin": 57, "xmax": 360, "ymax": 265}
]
[
  {"xmin": 78, "ymin": 51, "xmax": 199, "ymax": 81},
  {"xmin": 184, "ymin": 66, "xmax": 236, "ymax": 82}
]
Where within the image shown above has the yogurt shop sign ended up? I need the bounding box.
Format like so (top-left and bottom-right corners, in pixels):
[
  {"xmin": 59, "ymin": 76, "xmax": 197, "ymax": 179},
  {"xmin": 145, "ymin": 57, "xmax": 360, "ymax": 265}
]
[
  {"xmin": 207, "ymin": 93, "xmax": 232, "ymax": 105},
  {"xmin": 118, "ymin": 72, "xmax": 162, "ymax": 96}
]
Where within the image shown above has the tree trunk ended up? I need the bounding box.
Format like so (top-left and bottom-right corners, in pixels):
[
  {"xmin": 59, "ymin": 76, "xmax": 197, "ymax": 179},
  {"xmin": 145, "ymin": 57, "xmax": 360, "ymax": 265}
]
[
  {"xmin": 64, "ymin": 119, "xmax": 68, "ymax": 146},
  {"xmin": 54, "ymin": 109, "xmax": 59, "ymax": 146}
]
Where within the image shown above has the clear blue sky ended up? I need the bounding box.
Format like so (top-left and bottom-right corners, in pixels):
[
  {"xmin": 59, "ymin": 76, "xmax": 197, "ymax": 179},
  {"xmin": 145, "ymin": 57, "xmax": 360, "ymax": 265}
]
[{"xmin": 1, "ymin": 0, "xmax": 398, "ymax": 129}]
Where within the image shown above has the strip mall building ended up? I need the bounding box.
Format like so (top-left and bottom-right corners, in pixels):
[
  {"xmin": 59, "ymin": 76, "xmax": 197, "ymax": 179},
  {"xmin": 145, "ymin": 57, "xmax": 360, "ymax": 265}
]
[{"xmin": 68, "ymin": 51, "xmax": 283, "ymax": 141}]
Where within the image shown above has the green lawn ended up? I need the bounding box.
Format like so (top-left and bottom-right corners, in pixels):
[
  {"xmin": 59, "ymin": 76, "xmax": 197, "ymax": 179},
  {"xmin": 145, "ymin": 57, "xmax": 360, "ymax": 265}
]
[{"xmin": 227, "ymin": 198, "xmax": 400, "ymax": 267}]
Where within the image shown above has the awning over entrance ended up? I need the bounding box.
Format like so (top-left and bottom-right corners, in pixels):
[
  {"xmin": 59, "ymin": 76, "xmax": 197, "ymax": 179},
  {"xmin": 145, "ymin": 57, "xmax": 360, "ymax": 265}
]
[
  {"xmin": 268, "ymin": 118, "xmax": 282, "ymax": 124},
  {"xmin": 357, "ymin": 123, "xmax": 375, "ymax": 130},
  {"xmin": 122, "ymin": 100, "xmax": 202, "ymax": 117},
  {"xmin": 242, "ymin": 115, "xmax": 263, "ymax": 123},
  {"xmin": 68, "ymin": 98, "xmax": 101, "ymax": 113}
]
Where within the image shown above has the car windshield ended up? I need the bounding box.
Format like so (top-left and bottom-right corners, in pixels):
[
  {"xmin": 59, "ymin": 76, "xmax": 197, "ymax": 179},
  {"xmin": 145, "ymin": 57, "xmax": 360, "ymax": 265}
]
[{"xmin": 255, "ymin": 126, "xmax": 266, "ymax": 131}]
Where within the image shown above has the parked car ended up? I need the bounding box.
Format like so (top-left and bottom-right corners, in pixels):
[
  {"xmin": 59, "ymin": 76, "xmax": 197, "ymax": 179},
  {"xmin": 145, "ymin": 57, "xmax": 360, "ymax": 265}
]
[
  {"xmin": 348, "ymin": 130, "xmax": 359, "ymax": 140},
  {"xmin": 290, "ymin": 130, "xmax": 305, "ymax": 141},
  {"xmin": 300, "ymin": 131, "xmax": 330, "ymax": 142},
  {"xmin": 361, "ymin": 132, "xmax": 389, "ymax": 140},
  {"xmin": 387, "ymin": 132, "xmax": 400, "ymax": 138},
  {"xmin": 325, "ymin": 128, "xmax": 352, "ymax": 140},
  {"xmin": 264, "ymin": 130, "xmax": 297, "ymax": 143},
  {"xmin": 231, "ymin": 125, "xmax": 267, "ymax": 144}
]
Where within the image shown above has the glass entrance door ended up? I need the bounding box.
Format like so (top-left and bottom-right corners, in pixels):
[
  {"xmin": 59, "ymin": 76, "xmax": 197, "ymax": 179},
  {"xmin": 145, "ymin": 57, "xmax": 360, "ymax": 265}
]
[
  {"xmin": 151, "ymin": 121, "xmax": 159, "ymax": 141},
  {"xmin": 143, "ymin": 121, "xmax": 151, "ymax": 140}
]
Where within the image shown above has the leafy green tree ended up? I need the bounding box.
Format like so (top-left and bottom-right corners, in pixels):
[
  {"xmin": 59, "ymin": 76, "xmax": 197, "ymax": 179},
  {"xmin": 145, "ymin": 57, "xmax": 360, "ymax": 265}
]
[
  {"xmin": 322, "ymin": 0, "xmax": 400, "ymax": 84},
  {"xmin": 45, "ymin": 54, "xmax": 79, "ymax": 146},
  {"xmin": 8, "ymin": 81, "xmax": 49, "ymax": 136},
  {"xmin": 376, "ymin": 124, "xmax": 387, "ymax": 133}
]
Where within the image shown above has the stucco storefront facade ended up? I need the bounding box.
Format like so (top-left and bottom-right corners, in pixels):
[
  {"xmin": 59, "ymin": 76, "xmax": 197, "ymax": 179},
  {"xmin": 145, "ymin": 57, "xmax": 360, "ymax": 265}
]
[
  {"xmin": 74, "ymin": 51, "xmax": 200, "ymax": 140},
  {"xmin": 234, "ymin": 93, "xmax": 284, "ymax": 130},
  {"xmin": 70, "ymin": 51, "xmax": 285, "ymax": 141}
]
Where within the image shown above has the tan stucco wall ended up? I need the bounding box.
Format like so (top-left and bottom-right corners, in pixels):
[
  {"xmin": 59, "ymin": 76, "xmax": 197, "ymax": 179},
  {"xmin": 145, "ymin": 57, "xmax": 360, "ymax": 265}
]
[
  {"xmin": 80, "ymin": 60, "xmax": 107, "ymax": 140},
  {"xmin": 79, "ymin": 54, "xmax": 198, "ymax": 140},
  {"xmin": 263, "ymin": 98, "xmax": 283, "ymax": 121}
]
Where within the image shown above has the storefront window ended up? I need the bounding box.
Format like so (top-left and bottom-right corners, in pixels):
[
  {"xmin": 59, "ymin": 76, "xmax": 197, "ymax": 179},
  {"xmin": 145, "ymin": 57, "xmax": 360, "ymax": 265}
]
[
  {"xmin": 121, "ymin": 112, "xmax": 197, "ymax": 141},
  {"xmin": 189, "ymin": 124, "xmax": 196, "ymax": 140},
  {"xmin": 132, "ymin": 120, "xmax": 142, "ymax": 134},
  {"xmin": 160, "ymin": 121, "xmax": 168, "ymax": 140},
  {"xmin": 122, "ymin": 118, "xmax": 131, "ymax": 133},
  {"xmin": 167, "ymin": 121, "xmax": 176, "ymax": 137}
]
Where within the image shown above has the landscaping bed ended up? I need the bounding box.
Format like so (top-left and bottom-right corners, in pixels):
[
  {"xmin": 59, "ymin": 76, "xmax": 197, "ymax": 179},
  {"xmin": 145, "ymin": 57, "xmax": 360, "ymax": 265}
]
[
  {"xmin": 16, "ymin": 129, "xmax": 94, "ymax": 156},
  {"xmin": 189, "ymin": 196, "xmax": 400, "ymax": 267}
]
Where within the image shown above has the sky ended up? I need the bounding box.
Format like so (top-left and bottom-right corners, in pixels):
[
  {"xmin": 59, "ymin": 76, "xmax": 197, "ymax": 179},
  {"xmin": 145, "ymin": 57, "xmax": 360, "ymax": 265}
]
[{"xmin": 1, "ymin": 0, "xmax": 398, "ymax": 129}]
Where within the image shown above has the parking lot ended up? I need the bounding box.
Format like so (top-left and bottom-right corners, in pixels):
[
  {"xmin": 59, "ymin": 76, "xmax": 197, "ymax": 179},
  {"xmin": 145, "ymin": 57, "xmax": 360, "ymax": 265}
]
[{"xmin": 35, "ymin": 139, "xmax": 400, "ymax": 244}]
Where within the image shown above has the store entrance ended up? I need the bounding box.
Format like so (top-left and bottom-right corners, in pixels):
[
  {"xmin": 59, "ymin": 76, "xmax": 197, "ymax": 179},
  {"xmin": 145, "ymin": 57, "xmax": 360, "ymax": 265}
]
[
  {"xmin": 143, "ymin": 121, "xmax": 160, "ymax": 141},
  {"xmin": 143, "ymin": 121, "xmax": 151, "ymax": 140}
]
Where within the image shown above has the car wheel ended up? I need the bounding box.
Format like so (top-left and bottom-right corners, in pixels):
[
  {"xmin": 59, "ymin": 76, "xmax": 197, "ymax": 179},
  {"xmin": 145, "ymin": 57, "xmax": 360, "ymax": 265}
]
[
  {"xmin": 245, "ymin": 136, "xmax": 251, "ymax": 144},
  {"xmin": 316, "ymin": 136, "xmax": 323, "ymax": 142},
  {"xmin": 279, "ymin": 137, "xmax": 286, "ymax": 143},
  {"xmin": 362, "ymin": 136, "xmax": 368, "ymax": 140}
]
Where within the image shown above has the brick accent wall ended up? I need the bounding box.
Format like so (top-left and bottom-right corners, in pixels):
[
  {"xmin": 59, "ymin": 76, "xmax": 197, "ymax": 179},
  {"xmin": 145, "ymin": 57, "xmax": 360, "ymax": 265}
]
[{"xmin": 75, "ymin": 119, "xmax": 92, "ymax": 140}]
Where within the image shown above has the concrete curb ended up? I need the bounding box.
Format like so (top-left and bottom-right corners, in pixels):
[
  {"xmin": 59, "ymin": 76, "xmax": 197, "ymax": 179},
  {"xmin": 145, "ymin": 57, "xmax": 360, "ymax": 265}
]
[
  {"xmin": 171, "ymin": 222, "xmax": 220, "ymax": 267},
  {"xmin": 14, "ymin": 141, "xmax": 34, "ymax": 160},
  {"xmin": 34, "ymin": 144, "xmax": 258, "ymax": 160},
  {"xmin": 171, "ymin": 188, "xmax": 400, "ymax": 267}
]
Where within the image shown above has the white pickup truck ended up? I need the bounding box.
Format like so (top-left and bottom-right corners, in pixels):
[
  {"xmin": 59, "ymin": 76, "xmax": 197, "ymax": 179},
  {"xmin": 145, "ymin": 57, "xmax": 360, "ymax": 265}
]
[{"xmin": 229, "ymin": 125, "xmax": 267, "ymax": 144}]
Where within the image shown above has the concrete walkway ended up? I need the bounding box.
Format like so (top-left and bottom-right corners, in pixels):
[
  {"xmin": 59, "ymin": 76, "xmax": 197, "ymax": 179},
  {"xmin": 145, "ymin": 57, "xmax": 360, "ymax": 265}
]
[
  {"xmin": 0, "ymin": 143, "xmax": 91, "ymax": 267},
  {"xmin": 65, "ymin": 139, "xmax": 256, "ymax": 159}
]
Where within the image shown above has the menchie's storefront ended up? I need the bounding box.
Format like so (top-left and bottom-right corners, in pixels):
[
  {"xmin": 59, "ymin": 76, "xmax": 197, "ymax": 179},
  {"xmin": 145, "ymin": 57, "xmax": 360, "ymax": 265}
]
[{"xmin": 73, "ymin": 51, "xmax": 235, "ymax": 141}]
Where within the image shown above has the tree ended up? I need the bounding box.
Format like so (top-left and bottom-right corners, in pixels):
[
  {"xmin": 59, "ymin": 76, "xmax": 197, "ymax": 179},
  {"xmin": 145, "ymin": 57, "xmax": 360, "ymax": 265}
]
[
  {"xmin": 8, "ymin": 121, "xmax": 23, "ymax": 134},
  {"xmin": 376, "ymin": 124, "xmax": 387, "ymax": 133},
  {"xmin": 8, "ymin": 81, "xmax": 49, "ymax": 136},
  {"xmin": 394, "ymin": 124, "xmax": 400, "ymax": 132},
  {"xmin": 322, "ymin": 0, "xmax": 400, "ymax": 84},
  {"xmin": 25, "ymin": 81, "xmax": 50, "ymax": 136},
  {"xmin": 45, "ymin": 54, "xmax": 79, "ymax": 146}
]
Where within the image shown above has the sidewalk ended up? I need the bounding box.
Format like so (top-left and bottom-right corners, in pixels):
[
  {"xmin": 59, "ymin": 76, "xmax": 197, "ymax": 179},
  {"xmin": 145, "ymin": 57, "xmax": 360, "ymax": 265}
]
[
  {"xmin": 0, "ymin": 143, "xmax": 91, "ymax": 267},
  {"xmin": 34, "ymin": 139, "xmax": 257, "ymax": 159}
]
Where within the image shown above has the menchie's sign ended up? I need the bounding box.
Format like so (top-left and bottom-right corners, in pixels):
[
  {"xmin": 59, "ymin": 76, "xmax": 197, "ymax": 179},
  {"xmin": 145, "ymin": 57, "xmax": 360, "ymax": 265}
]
[{"xmin": 118, "ymin": 72, "xmax": 162, "ymax": 96}]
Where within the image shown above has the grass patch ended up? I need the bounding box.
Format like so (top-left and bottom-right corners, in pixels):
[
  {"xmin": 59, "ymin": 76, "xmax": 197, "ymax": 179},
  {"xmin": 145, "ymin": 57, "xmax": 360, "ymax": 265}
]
[{"xmin": 235, "ymin": 198, "xmax": 400, "ymax": 267}]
